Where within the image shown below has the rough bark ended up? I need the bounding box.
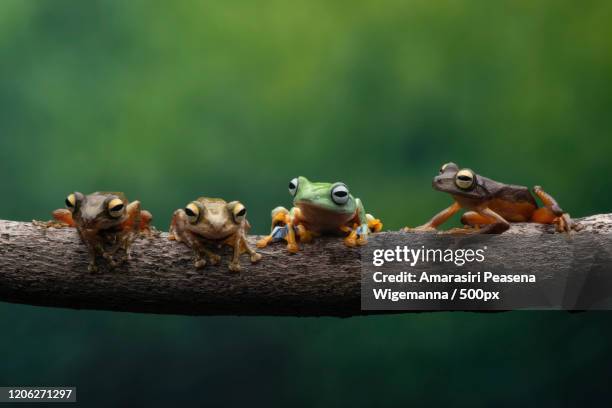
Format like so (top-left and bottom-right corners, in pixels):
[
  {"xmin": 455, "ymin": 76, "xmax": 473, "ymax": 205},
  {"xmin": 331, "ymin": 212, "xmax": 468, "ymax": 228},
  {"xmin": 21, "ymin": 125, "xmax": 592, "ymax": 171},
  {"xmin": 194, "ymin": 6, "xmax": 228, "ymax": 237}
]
[{"xmin": 0, "ymin": 214, "xmax": 610, "ymax": 317}]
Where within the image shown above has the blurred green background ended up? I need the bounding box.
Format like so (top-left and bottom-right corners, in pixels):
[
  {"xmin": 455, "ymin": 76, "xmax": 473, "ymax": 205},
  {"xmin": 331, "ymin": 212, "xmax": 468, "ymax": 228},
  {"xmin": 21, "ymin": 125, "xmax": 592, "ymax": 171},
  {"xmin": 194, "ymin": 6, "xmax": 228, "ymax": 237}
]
[{"xmin": 1, "ymin": 0, "xmax": 611, "ymax": 405}]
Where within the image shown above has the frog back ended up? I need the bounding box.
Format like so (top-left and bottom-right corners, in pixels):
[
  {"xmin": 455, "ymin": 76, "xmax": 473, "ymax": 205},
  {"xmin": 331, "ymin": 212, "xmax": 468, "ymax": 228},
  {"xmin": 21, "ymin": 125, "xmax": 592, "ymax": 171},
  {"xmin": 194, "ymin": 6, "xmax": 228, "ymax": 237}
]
[{"xmin": 485, "ymin": 180, "xmax": 538, "ymax": 222}]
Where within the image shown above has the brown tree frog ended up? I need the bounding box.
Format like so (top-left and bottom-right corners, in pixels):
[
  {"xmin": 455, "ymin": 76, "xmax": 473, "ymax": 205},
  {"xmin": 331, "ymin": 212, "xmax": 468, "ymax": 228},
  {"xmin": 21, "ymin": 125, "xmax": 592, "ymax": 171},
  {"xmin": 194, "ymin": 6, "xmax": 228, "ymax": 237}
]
[
  {"xmin": 403, "ymin": 162, "xmax": 575, "ymax": 234},
  {"xmin": 256, "ymin": 176, "xmax": 383, "ymax": 253},
  {"xmin": 168, "ymin": 197, "xmax": 262, "ymax": 272},
  {"xmin": 49, "ymin": 192, "xmax": 152, "ymax": 272}
]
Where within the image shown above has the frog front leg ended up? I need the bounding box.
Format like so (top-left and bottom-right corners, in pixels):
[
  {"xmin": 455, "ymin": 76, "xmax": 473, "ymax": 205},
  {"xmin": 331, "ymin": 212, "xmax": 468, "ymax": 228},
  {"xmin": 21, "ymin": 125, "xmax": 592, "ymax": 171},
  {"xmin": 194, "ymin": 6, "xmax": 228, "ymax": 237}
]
[
  {"xmin": 109, "ymin": 201, "xmax": 147, "ymax": 265},
  {"xmin": 185, "ymin": 233, "xmax": 220, "ymax": 269},
  {"xmin": 402, "ymin": 202, "xmax": 461, "ymax": 232},
  {"xmin": 77, "ymin": 229, "xmax": 103, "ymax": 273},
  {"xmin": 226, "ymin": 233, "xmax": 244, "ymax": 273},
  {"xmin": 356, "ymin": 200, "xmax": 382, "ymax": 245},
  {"xmin": 240, "ymin": 228, "xmax": 262, "ymax": 265},
  {"xmin": 291, "ymin": 207, "xmax": 317, "ymax": 244}
]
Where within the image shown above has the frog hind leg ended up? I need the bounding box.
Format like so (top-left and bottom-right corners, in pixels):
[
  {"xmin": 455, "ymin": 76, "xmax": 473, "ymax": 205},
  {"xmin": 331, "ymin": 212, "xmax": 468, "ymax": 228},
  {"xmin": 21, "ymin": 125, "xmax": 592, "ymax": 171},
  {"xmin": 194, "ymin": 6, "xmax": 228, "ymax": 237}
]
[
  {"xmin": 168, "ymin": 210, "xmax": 183, "ymax": 241},
  {"xmin": 532, "ymin": 186, "xmax": 574, "ymax": 232},
  {"xmin": 122, "ymin": 201, "xmax": 142, "ymax": 232},
  {"xmin": 33, "ymin": 209, "xmax": 76, "ymax": 228},
  {"xmin": 342, "ymin": 224, "xmax": 359, "ymax": 247},
  {"xmin": 256, "ymin": 206, "xmax": 290, "ymax": 248},
  {"xmin": 139, "ymin": 210, "xmax": 153, "ymax": 235},
  {"xmin": 460, "ymin": 211, "xmax": 496, "ymax": 230},
  {"xmin": 449, "ymin": 208, "xmax": 509, "ymax": 234},
  {"xmin": 476, "ymin": 208, "xmax": 511, "ymax": 234},
  {"xmin": 52, "ymin": 209, "xmax": 76, "ymax": 226}
]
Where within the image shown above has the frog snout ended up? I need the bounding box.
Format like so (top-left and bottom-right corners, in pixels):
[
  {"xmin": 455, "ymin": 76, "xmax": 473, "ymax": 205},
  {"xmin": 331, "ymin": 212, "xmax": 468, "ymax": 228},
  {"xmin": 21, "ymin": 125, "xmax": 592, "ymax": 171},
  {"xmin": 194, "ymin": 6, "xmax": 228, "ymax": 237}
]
[
  {"xmin": 433, "ymin": 176, "xmax": 443, "ymax": 187},
  {"xmin": 209, "ymin": 219, "xmax": 226, "ymax": 232},
  {"xmin": 80, "ymin": 216, "xmax": 95, "ymax": 228}
]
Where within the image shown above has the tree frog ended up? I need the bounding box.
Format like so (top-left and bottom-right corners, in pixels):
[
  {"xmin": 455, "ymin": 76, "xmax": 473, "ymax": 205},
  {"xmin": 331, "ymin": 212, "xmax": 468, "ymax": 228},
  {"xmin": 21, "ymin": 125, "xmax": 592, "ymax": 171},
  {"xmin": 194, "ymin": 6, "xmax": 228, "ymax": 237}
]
[
  {"xmin": 50, "ymin": 192, "xmax": 152, "ymax": 272},
  {"xmin": 168, "ymin": 197, "xmax": 262, "ymax": 272},
  {"xmin": 256, "ymin": 176, "xmax": 383, "ymax": 253},
  {"xmin": 403, "ymin": 162, "xmax": 575, "ymax": 234}
]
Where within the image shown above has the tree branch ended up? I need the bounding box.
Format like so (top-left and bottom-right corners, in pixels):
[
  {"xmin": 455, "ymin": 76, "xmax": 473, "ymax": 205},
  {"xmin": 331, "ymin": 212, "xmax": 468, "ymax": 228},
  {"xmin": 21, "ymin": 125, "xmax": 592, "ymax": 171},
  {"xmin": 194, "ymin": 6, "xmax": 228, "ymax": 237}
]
[{"xmin": 0, "ymin": 214, "xmax": 610, "ymax": 316}]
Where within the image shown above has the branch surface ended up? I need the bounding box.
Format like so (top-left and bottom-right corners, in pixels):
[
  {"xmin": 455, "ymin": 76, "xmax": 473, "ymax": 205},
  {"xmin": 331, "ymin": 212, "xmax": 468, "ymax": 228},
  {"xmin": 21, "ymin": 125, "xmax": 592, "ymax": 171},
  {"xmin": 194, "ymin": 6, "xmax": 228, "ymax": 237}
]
[{"xmin": 0, "ymin": 214, "xmax": 610, "ymax": 316}]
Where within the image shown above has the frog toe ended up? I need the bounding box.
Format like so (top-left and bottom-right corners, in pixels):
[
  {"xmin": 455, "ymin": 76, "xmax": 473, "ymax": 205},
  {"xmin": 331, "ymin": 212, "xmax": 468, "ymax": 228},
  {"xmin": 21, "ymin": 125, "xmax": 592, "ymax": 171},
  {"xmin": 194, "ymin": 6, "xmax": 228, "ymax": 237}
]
[
  {"xmin": 194, "ymin": 259, "xmax": 207, "ymax": 269},
  {"xmin": 366, "ymin": 214, "xmax": 383, "ymax": 233},
  {"xmin": 555, "ymin": 213, "xmax": 574, "ymax": 233},
  {"xmin": 344, "ymin": 236, "xmax": 357, "ymax": 247},
  {"xmin": 88, "ymin": 262, "xmax": 99, "ymax": 273},
  {"xmin": 256, "ymin": 236, "xmax": 272, "ymax": 248},
  {"xmin": 250, "ymin": 253, "xmax": 262, "ymax": 263},
  {"xmin": 287, "ymin": 243, "xmax": 299, "ymax": 253},
  {"xmin": 229, "ymin": 262, "xmax": 242, "ymax": 273}
]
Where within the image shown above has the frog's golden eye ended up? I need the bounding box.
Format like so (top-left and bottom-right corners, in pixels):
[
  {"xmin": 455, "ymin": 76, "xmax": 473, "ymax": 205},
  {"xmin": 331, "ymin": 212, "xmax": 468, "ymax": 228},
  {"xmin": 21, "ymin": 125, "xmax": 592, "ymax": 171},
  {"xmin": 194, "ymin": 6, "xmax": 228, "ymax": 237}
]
[
  {"xmin": 455, "ymin": 169, "xmax": 475, "ymax": 190},
  {"xmin": 288, "ymin": 177, "xmax": 299, "ymax": 196},
  {"xmin": 65, "ymin": 194, "xmax": 77, "ymax": 210},
  {"xmin": 331, "ymin": 183, "xmax": 350, "ymax": 205},
  {"xmin": 185, "ymin": 202, "xmax": 200, "ymax": 224},
  {"xmin": 232, "ymin": 203, "xmax": 247, "ymax": 223},
  {"xmin": 108, "ymin": 198, "xmax": 125, "ymax": 218}
]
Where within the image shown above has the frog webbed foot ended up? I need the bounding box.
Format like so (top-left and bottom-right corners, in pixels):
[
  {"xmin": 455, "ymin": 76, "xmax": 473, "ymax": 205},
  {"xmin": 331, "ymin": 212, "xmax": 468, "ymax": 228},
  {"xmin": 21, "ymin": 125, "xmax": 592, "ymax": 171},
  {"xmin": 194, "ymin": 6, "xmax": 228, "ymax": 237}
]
[
  {"xmin": 286, "ymin": 242, "xmax": 299, "ymax": 253},
  {"xmin": 366, "ymin": 214, "xmax": 383, "ymax": 233},
  {"xmin": 207, "ymin": 253, "xmax": 221, "ymax": 265},
  {"xmin": 554, "ymin": 213, "xmax": 575, "ymax": 233},
  {"xmin": 194, "ymin": 258, "xmax": 207, "ymax": 269},
  {"xmin": 343, "ymin": 225, "xmax": 365, "ymax": 247},
  {"xmin": 296, "ymin": 224, "xmax": 314, "ymax": 243},
  {"xmin": 257, "ymin": 207, "xmax": 290, "ymax": 249},
  {"xmin": 88, "ymin": 261, "xmax": 99, "ymax": 273},
  {"xmin": 101, "ymin": 251, "xmax": 120, "ymax": 268},
  {"xmin": 228, "ymin": 261, "xmax": 242, "ymax": 273},
  {"xmin": 258, "ymin": 223, "xmax": 300, "ymax": 253}
]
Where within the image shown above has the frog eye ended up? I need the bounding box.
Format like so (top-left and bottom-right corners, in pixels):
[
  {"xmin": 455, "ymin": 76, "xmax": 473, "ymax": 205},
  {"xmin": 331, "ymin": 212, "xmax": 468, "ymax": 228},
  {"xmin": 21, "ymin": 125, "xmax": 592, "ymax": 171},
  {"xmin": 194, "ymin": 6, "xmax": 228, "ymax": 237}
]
[
  {"xmin": 440, "ymin": 162, "xmax": 457, "ymax": 174},
  {"xmin": 108, "ymin": 198, "xmax": 125, "ymax": 218},
  {"xmin": 65, "ymin": 194, "xmax": 77, "ymax": 211},
  {"xmin": 185, "ymin": 202, "xmax": 200, "ymax": 224},
  {"xmin": 288, "ymin": 178, "xmax": 299, "ymax": 196},
  {"xmin": 331, "ymin": 183, "xmax": 350, "ymax": 205},
  {"xmin": 232, "ymin": 203, "xmax": 247, "ymax": 223},
  {"xmin": 455, "ymin": 169, "xmax": 475, "ymax": 190}
]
